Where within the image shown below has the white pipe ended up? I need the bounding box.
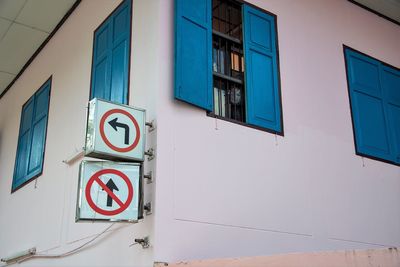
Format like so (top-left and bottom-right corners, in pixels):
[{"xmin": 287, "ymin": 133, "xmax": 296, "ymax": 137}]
[{"xmin": 62, "ymin": 148, "xmax": 85, "ymax": 165}]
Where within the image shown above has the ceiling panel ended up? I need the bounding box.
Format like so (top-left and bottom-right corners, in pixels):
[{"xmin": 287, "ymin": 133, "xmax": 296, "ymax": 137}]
[
  {"xmin": 0, "ymin": 18, "xmax": 12, "ymax": 41},
  {"xmin": 0, "ymin": 0, "xmax": 27, "ymax": 21},
  {"xmin": 353, "ymin": 0, "xmax": 400, "ymax": 23},
  {"xmin": 15, "ymin": 0, "xmax": 76, "ymax": 33},
  {"xmin": 0, "ymin": 72, "xmax": 15, "ymax": 90},
  {"xmin": 0, "ymin": 23, "xmax": 48, "ymax": 74},
  {"xmin": 0, "ymin": 0, "xmax": 78, "ymax": 96}
]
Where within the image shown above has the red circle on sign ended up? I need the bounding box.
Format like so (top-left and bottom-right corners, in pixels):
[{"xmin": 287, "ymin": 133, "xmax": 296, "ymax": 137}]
[
  {"xmin": 99, "ymin": 109, "xmax": 140, "ymax": 153},
  {"xmin": 85, "ymin": 169, "xmax": 134, "ymax": 216}
]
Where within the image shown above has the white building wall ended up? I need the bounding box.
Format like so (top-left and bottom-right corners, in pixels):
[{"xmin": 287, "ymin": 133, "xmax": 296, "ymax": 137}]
[
  {"xmin": 0, "ymin": 0, "xmax": 158, "ymax": 266},
  {"xmin": 0, "ymin": 0, "xmax": 399, "ymax": 266},
  {"xmin": 154, "ymin": 0, "xmax": 400, "ymax": 263}
]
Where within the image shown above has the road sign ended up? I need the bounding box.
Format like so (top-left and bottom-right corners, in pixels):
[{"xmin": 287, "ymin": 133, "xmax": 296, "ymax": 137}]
[
  {"xmin": 76, "ymin": 161, "xmax": 143, "ymax": 222},
  {"xmin": 85, "ymin": 98, "xmax": 145, "ymax": 161}
]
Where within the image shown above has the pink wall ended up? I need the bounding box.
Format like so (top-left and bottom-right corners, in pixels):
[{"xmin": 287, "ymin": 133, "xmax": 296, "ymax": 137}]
[
  {"xmin": 154, "ymin": 0, "xmax": 400, "ymax": 263},
  {"xmin": 0, "ymin": 1, "xmax": 157, "ymax": 266}
]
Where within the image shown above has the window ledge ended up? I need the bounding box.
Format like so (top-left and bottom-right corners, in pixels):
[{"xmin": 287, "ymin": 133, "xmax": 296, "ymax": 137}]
[{"xmin": 207, "ymin": 112, "xmax": 284, "ymax": 136}]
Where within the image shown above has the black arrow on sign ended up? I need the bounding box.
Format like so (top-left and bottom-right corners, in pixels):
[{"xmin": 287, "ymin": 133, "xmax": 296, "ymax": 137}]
[
  {"xmin": 102, "ymin": 178, "xmax": 119, "ymax": 207},
  {"xmin": 108, "ymin": 118, "xmax": 130, "ymax": 145}
]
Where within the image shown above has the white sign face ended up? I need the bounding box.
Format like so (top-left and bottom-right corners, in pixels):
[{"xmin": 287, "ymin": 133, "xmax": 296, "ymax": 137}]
[
  {"xmin": 76, "ymin": 161, "xmax": 141, "ymax": 222},
  {"xmin": 85, "ymin": 98, "xmax": 145, "ymax": 161}
]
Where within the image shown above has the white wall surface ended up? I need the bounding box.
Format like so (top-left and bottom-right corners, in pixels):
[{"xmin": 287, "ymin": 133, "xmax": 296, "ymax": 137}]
[
  {"xmin": 154, "ymin": 0, "xmax": 400, "ymax": 263},
  {"xmin": 1, "ymin": 0, "xmax": 399, "ymax": 265},
  {"xmin": 0, "ymin": 0, "xmax": 158, "ymax": 266}
]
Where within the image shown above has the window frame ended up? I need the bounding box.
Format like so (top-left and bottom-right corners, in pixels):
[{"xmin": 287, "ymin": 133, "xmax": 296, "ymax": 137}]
[
  {"xmin": 89, "ymin": 0, "xmax": 133, "ymax": 105},
  {"xmin": 211, "ymin": 0, "xmax": 246, "ymax": 123},
  {"xmin": 11, "ymin": 76, "xmax": 52, "ymax": 193},
  {"xmin": 207, "ymin": 0, "xmax": 284, "ymax": 136},
  {"xmin": 343, "ymin": 45, "xmax": 400, "ymax": 166}
]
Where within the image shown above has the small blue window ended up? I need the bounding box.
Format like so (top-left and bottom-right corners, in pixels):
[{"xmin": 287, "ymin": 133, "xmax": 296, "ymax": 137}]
[
  {"xmin": 90, "ymin": 0, "xmax": 131, "ymax": 104},
  {"xmin": 12, "ymin": 78, "xmax": 51, "ymax": 191},
  {"xmin": 174, "ymin": 0, "xmax": 283, "ymax": 134},
  {"xmin": 344, "ymin": 47, "xmax": 400, "ymax": 165}
]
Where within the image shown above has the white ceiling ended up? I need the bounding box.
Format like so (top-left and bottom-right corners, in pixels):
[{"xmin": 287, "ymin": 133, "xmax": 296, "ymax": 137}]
[
  {"xmin": 0, "ymin": 0, "xmax": 76, "ymax": 95},
  {"xmin": 352, "ymin": 0, "xmax": 400, "ymax": 23}
]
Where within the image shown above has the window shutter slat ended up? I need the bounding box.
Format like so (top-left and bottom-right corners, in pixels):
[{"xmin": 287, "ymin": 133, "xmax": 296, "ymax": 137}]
[
  {"xmin": 381, "ymin": 66, "xmax": 400, "ymax": 163},
  {"xmin": 243, "ymin": 5, "xmax": 282, "ymax": 133},
  {"xmin": 28, "ymin": 118, "xmax": 47, "ymax": 175},
  {"xmin": 174, "ymin": 0, "xmax": 213, "ymax": 111},
  {"xmin": 110, "ymin": 2, "xmax": 130, "ymax": 104},
  {"xmin": 110, "ymin": 39, "xmax": 128, "ymax": 104},
  {"xmin": 27, "ymin": 83, "xmax": 50, "ymax": 177},
  {"xmin": 91, "ymin": 23, "xmax": 112, "ymax": 101},
  {"xmin": 13, "ymin": 99, "xmax": 34, "ymax": 188}
]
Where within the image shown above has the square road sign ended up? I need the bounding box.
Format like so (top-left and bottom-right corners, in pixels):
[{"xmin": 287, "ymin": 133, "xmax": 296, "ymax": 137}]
[
  {"xmin": 76, "ymin": 161, "xmax": 143, "ymax": 222},
  {"xmin": 85, "ymin": 98, "xmax": 146, "ymax": 162}
]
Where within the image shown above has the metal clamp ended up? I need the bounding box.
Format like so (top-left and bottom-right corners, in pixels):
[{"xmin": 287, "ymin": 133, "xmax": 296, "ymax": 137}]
[
  {"xmin": 144, "ymin": 171, "xmax": 153, "ymax": 184},
  {"xmin": 145, "ymin": 120, "xmax": 156, "ymax": 132},
  {"xmin": 144, "ymin": 202, "xmax": 152, "ymax": 216},
  {"xmin": 145, "ymin": 148, "xmax": 155, "ymax": 161},
  {"xmin": 131, "ymin": 236, "xmax": 150, "ymax": 249}
]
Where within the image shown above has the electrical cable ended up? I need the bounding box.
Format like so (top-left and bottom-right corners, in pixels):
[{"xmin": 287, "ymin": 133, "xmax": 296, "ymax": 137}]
[{"xmin": 18, "ymin": 223, "xmax": 116, "ymax": 263}]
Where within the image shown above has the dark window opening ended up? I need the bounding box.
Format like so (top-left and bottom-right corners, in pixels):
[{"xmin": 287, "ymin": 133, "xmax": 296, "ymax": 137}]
[{"xmin": 212, "ymin": 0, "xmax": 245, "ymax": 122}]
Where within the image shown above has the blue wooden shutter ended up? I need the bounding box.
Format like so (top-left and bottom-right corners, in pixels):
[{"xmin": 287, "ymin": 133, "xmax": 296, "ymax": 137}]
[
  {"xmin": 381, "ymin": 66, "xmax": 400, "ymax": 164},
  {"xmin": 28, "ymin": 82, "xmax": 51, "ymax": 177},
  {"xmin": 243, "ymin": 5, "xmax": 282, "ymax": 133},
  {"xmin": 13, "ymin": 79, "xmax": 51, "ymax": 190},
  {"xmin": 91, "ymin": 0, "xmax": 131, "ymax": 104},
  {"xmin": 13, "ymin": 98, "xmax": 35, "ymax": 189},
  {"xmin": 345, "ymin": 49, "xmax": 394, "ymax": 162},
  {"xmin": 91, "ymin": 19, "xmax": 111, "ymax": 102},
  {"xmin": 174, "ymin": 0, "xmax": 213, "ymax": 111}
]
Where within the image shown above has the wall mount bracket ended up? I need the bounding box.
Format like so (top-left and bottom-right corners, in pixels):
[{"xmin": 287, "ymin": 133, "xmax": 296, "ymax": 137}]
[
  {"xmin": 145, "ymin": 120, "xmax": 156, "ymax": 132},
  {"xmin": 132, "ymin": 236, "xmax": 150, "ymax": 249},
  {"xmin": 144, "ymin": 171, "xmax": 153, "ymax": 184},
  {"xmin": 144, "ymin": 202, "xmax": 152, "ymax": 216},
  {"xmin": 145, "ymin": 148, "xmax": 155, "ymax": 161}
]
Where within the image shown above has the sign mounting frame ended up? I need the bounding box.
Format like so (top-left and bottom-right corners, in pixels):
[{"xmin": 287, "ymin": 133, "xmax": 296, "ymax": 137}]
[
  {"xmin": 76, "ymin": 160, "xmax": 144, "ymax": 223},
  {"xmin": 84, "ymin": 98, "xmax": 146, "ymax": 162}
]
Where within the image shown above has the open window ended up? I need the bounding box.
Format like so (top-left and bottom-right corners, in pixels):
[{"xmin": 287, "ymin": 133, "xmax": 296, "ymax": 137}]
[{"xmin": 175, "ymin": 0, "xmax": 283, "ymax": 134}]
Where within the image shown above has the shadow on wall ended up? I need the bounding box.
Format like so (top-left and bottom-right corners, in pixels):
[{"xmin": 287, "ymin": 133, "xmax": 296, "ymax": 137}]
[
  {"xmin": 0, "ymin": 130, "xmax": 3, "ymax": 166},
  {"xmin": 0, "ymin": 130, "xmax": 3, "ymax": 171}
]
